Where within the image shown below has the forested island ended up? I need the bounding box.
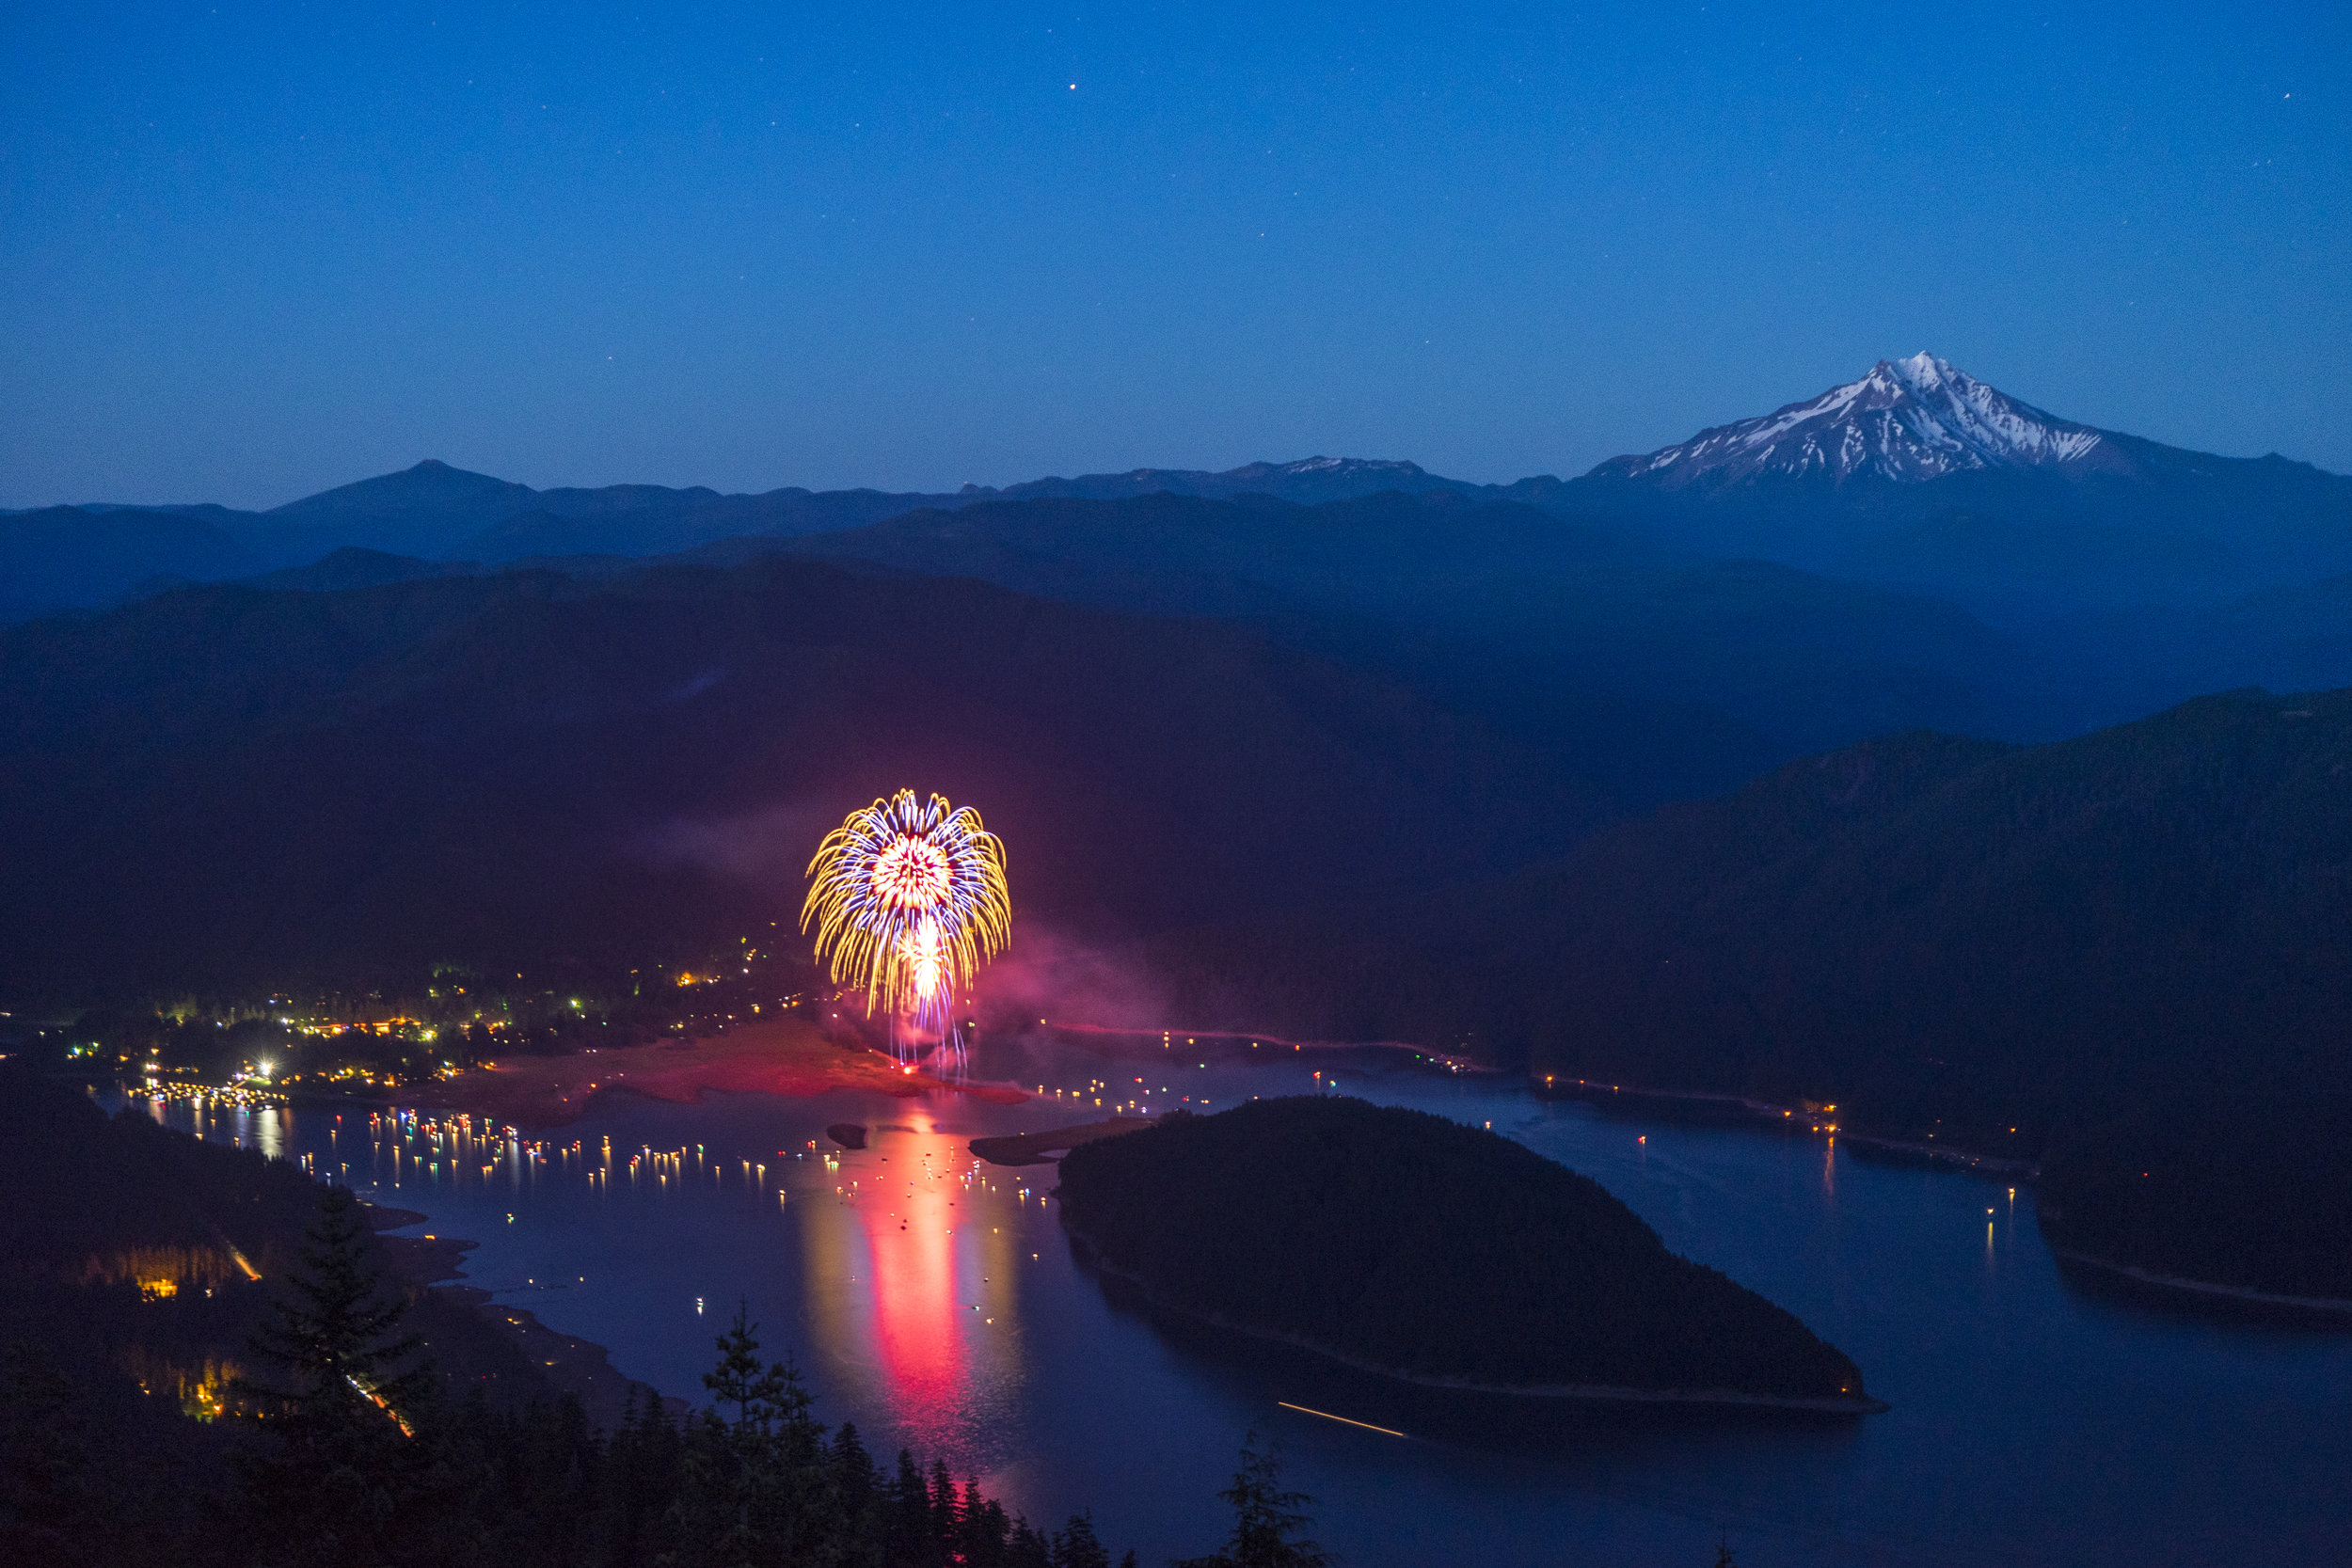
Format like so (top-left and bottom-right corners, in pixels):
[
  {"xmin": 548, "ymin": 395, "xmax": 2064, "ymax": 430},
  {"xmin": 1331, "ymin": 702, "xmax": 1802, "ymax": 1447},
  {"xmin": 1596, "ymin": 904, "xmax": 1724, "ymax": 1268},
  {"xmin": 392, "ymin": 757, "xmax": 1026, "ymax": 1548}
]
[{"xmin": 1055, "ymin": 1097, "xmax": 1875, "ymax": 1409}]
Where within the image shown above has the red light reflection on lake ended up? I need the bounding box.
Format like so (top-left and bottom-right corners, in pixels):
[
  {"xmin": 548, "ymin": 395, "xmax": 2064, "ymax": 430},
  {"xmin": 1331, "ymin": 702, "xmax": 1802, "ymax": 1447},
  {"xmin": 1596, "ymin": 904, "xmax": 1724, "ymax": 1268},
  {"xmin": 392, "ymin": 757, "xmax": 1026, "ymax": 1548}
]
[
  {"xmin": 861, "ymin": 1167, "xmax": 966, "ymax": 1439},
  {"xmin": 800, "ymin": 1125, "xmax": 1003, "ymax": 1456}
]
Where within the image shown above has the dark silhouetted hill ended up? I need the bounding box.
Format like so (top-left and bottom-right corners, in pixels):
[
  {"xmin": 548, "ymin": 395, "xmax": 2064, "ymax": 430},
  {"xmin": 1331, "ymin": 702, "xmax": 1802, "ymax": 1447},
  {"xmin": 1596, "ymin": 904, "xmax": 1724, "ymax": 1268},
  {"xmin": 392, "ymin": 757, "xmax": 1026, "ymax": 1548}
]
[
  {"xmin": 449, "ymin": 487, "xmax": 947, "ymax": 562},
  {"xmin": 265, "ymin": 457, "xmax": 541, "ymax": 549}
]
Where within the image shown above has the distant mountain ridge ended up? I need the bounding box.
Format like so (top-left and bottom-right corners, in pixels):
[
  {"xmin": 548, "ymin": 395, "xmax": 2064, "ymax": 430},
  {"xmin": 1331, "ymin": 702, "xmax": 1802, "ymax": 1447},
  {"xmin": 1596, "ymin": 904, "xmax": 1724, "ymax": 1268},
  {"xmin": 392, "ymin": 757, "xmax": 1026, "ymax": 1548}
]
[
  {"xmin": 0, "ymin": 505, "xmax": 258, "ymax": 622},
  {"xmin": 961, "ymin": 454, "xmax": 1487, "ymax": 505},
  {"xmin": 8, "ymin": 354, "xmax": 2344, "ymax": 624}
]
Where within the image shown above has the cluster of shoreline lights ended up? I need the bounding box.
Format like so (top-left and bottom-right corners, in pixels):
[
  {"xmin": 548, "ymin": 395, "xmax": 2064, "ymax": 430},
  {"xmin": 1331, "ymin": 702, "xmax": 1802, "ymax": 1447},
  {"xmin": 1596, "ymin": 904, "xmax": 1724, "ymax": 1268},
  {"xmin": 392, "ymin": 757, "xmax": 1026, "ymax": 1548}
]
[
  {"xmin": 356, "ymin": 1110, "xmax": 1065, "ymax": 1218},
  {"xmin": 139, "ymin": 1073, "xmax": 286, "ymax": 1109},
  {"xmin": 358, "ymin": 1110, "xmax": 862, "ymax": 1204}
]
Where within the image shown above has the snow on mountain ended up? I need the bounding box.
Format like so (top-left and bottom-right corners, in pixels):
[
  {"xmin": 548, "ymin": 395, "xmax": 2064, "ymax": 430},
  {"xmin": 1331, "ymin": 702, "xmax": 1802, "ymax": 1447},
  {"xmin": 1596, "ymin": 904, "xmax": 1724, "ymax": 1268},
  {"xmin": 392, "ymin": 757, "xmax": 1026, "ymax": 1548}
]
[
  {"xmin": 969, "ymin": 455, "xmax": 1478, "ymax": 505},
  {"xmin": 1238, "ymin": 456, "xmax": 1431, "ymax": 481},
  {"xmin": 1597, "ymin": 353, "xmax": 2110, "ymax": 488}
]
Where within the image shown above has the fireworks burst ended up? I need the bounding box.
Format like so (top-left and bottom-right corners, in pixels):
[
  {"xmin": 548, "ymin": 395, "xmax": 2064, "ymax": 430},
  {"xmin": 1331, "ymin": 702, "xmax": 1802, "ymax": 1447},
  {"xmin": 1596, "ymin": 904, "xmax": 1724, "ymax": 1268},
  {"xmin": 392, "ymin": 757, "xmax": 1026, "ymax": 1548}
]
[{"xmin": 802, "ymin": 790, "xmax": 1011, "ymax": 1066}]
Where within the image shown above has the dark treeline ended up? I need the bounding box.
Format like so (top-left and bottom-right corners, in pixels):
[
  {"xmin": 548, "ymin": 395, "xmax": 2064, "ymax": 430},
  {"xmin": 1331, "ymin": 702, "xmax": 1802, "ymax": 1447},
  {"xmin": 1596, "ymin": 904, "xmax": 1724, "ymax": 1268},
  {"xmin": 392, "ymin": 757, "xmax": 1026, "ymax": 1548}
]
[
  {"xmin": 1057, "ymin": 1098, "xmax": 1867, "ymax": 1403},
  {"xmin": 2, "ymin": 1183, "xmax": 1137, "ymax": 1568},
  {"xmin": 228, "ymin": 1209, "xmax": 1134, "ymax": 1568}
]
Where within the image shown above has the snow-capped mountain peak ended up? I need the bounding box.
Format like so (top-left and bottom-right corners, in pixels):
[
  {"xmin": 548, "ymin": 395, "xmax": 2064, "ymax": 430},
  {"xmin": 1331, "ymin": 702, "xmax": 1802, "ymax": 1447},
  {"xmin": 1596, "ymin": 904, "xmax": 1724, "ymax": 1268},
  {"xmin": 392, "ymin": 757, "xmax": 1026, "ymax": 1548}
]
[{"xmin": 1596, "ymin": 354, "xmax": 2107, "ymax": 488}]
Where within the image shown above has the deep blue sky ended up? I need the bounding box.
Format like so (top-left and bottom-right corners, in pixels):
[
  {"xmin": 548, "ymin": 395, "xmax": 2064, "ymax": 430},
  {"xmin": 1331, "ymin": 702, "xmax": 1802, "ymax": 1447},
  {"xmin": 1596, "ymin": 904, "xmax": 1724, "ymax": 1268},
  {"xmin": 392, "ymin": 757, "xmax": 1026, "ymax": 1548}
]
[{"xmin": 4, "ymin": 3, "xmax": 2344, "ymax": 508}]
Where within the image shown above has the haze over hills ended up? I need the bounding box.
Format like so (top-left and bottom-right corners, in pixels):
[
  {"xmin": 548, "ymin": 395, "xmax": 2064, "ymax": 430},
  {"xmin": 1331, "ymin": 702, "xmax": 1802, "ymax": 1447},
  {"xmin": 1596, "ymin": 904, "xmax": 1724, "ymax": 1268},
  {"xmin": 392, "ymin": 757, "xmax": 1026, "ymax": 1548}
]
[
  {"xmin": 0, "ymin": 505, "xmax": 259, "ymax": 622},
  {"xmin": 0, "ymin": 453, "xmax": 1505, "ymax": 606},
  {"xmin": 8, "ymin": 350, "xmax": 2342, "ymax": 788}
]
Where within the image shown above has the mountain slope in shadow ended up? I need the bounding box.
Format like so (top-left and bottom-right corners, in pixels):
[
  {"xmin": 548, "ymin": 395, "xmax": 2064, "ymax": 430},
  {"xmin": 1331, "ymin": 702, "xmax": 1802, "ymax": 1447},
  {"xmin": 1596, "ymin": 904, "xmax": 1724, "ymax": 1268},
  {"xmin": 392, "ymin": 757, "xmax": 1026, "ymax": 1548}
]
[
  {"xmin": 0, "ymin": 557, "xmax": 1611, "ymax": 996},
  {"xmin": 775, "ymin": 491, "xmax": 2063, "ymax": 758},
  {"xmin": 1154, "ymin": 688, "xmax": 2352, "ymax": 1296}
]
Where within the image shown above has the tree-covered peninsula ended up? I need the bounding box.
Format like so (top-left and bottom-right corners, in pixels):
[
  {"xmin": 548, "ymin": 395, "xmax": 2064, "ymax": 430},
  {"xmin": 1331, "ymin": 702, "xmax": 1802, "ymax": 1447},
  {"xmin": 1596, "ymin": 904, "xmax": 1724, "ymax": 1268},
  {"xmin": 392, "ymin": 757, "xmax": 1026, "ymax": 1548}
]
[{"xmin": 1056, "ymin": 1097, "xmax": 1874, "ymax": 1409}]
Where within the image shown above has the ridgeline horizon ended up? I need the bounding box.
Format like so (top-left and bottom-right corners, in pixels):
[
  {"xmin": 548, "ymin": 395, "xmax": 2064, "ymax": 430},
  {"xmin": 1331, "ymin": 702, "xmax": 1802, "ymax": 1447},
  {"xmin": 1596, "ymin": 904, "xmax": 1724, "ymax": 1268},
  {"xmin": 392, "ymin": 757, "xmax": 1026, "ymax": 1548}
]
[
  {"xmin": 16, "ymin": 352, "xmax": 2344, "ymax": 517},
  {"xmin": 11, "ymin": 351, "xmax": 2346, "ymax": 636}
]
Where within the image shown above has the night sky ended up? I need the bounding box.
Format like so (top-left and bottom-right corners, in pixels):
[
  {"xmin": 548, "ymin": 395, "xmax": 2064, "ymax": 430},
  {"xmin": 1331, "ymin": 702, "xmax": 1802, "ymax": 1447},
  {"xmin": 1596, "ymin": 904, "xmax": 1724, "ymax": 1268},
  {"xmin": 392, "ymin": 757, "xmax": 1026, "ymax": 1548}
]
[{"xmin": 4, "ymin": 2, "xmax": 2344, "ymax": 508}]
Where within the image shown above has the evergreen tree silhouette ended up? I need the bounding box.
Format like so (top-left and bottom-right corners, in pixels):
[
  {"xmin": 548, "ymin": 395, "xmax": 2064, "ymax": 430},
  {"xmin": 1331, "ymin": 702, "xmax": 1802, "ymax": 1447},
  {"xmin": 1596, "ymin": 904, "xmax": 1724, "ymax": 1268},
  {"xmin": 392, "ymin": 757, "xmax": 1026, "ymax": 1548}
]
[
  {"xmin": 1051, "ymin": 1510, "xmax": 1114, "ymax": 1568},
  {"xmin": 231, "ymin": 1183, "xmax": 445, "ymax": 1568},
  {"xmin": 1175, "ymin": 1433, "xmax": 1336, "ymax": 1568},
  {"xmin": 674, "ymin": 1301, "xmax": 837, "ymax": 1566}
]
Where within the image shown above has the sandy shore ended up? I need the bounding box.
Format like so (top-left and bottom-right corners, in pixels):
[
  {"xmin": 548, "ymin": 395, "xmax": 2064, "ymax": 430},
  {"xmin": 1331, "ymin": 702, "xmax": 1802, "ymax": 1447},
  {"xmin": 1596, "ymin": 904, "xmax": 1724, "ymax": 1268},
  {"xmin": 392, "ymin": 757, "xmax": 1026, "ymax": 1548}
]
[
  {"xmin": 2051, "ymin": 1248, "xmax": 2352, "ymax": 1316},
  {"xmin": 403, "ymin": 1019, "xmax": 1026, "ymax": 1129}
]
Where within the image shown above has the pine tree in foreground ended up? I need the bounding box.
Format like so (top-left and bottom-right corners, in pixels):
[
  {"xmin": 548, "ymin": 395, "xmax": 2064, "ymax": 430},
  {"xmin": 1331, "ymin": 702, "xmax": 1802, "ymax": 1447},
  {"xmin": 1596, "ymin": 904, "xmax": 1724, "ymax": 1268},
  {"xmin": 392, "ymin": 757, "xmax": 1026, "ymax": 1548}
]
[
  {"xmin": 1174, "ymin": 1433, "xmax": 1336, "ymax": 1568},
  {"xmin": 231, "ymin": 1183, "xmax": 448, "ymax": 1568},
  {"xmin": 673, "ymin": 1302, "xmax": 840, "ymax": 1567}
]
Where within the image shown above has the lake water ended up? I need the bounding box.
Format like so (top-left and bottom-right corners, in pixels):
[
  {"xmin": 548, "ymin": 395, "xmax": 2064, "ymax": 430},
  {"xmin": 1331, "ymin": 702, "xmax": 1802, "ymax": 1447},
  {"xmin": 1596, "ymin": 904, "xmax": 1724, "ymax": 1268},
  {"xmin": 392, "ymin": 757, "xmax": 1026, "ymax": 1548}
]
[{"xmin": 138, "ymin": 1033, "xmax": 2352, "ymax": 1566}]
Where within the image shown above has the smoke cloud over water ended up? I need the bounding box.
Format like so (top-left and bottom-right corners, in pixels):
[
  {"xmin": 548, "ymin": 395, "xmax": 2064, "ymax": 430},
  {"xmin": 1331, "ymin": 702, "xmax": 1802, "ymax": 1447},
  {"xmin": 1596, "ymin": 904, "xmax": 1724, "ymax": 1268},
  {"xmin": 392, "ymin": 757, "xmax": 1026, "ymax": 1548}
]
[{"xmin": 968, "ymin": 922, "xmax": 1170, "ymax": 1035}]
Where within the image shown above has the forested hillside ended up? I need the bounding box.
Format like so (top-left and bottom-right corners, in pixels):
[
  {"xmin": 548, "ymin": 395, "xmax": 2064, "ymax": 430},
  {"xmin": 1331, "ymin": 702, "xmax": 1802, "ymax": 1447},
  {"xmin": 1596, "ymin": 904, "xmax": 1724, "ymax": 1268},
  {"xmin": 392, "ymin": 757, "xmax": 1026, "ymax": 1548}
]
[
  {"xmin": 1155, "ymin": 689, "xmax": 2352, "ymax": 1295},
  {"xmin": 0, "ymin": 557, "xmax": 1600, "ymax": 997}
]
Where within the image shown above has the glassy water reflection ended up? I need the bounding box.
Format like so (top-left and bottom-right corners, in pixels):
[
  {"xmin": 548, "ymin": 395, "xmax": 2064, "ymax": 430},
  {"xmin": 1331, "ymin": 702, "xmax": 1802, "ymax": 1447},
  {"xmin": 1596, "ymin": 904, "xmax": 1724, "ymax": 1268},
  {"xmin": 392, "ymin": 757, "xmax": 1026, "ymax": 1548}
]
[{"xmin": 127, "ymin": 1035, "xmax": 2352, "ymax": 1566}]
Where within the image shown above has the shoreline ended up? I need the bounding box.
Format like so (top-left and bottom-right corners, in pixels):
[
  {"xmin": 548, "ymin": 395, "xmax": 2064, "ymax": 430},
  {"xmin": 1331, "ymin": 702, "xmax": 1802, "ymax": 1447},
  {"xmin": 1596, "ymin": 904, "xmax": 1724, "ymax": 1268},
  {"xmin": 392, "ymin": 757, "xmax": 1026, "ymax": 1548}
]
[
  {"xmin": 970, "ymin": 1114, "xmax": 1156, "ymax": 1166},
  {"xmin": 2049, "ymin": 1248, "xmax": 2352, "ymax": 1316},
  {"xmin": 1041, "ymin": 1021, "xmax": 1497, "ymax": 1075},
  {"xmin": 1061, "ymin": 1223, "xmax": 1888, "ymax": 1416},
  {"xmin": 1534, "ymin": 1075, "xmax": 2041, "ymax": 1177},
  {"xmin": 361, "ymin": 1196, "xmax": 690, "ymax": 1427},
  {"xmin": 400, "ymin": 1019, "xmax": 1027, "ymax": 1130},
  {"xmin": 1535, "ymin": 1077, "xmax": 2352, "ymax": 1312}
]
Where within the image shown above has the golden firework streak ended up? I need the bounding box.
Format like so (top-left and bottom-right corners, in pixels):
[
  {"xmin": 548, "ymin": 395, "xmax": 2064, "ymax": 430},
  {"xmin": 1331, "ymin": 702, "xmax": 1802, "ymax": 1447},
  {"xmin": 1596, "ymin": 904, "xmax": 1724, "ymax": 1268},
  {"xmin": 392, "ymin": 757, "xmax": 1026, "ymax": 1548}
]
[{"xmin": 801, "ymin": 790, "xmax": 1012, "ymax": 1020}]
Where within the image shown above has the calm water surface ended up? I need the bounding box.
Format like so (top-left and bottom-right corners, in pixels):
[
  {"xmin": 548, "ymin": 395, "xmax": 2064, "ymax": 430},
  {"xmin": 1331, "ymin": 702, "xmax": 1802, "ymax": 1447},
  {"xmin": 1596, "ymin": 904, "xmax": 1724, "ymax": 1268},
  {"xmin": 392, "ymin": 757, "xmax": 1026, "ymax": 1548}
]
[{"xmin": 140, "ymin": 1035, "xmax": 2352, "ymax": 1566}]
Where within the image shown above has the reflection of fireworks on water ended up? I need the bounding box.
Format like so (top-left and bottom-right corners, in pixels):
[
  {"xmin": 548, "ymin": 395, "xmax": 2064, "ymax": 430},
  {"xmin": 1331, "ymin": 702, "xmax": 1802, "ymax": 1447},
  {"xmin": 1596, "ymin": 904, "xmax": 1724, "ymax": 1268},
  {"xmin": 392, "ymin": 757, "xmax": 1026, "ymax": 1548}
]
[{"xmin": 803, "ymin": 790, "xmax": 1011, "ymax": 1070}]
